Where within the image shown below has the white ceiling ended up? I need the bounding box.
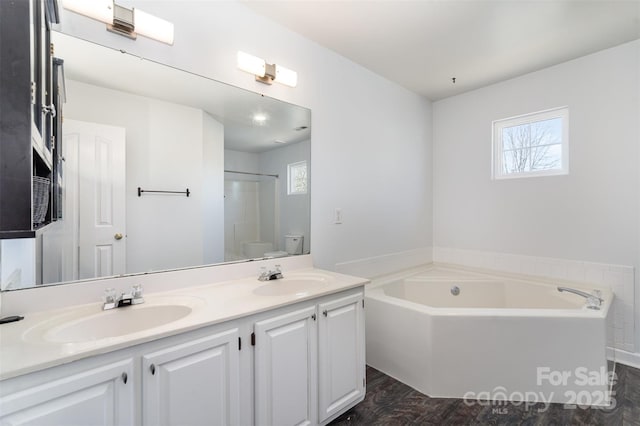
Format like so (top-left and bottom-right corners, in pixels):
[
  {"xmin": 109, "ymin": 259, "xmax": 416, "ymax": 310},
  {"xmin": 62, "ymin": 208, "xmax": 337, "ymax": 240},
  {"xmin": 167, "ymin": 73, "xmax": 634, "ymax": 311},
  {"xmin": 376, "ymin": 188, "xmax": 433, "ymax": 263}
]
[{"xmin": 243, "ymin": 0, "xmax": 640, "ymax": 100}]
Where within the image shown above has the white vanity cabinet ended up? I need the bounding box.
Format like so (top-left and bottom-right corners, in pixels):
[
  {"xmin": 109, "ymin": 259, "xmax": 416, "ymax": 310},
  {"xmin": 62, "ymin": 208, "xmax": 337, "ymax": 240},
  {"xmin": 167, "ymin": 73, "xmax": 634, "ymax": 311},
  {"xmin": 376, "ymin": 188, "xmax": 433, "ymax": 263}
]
[
  {"xmin": 141, "ymin": 328, "xmax": 241, "ymax": 426},
  {"xmin": 254, "ymin": 305, "xmax": 318, "ymax": 426},
  {"xmin": 252, "ymin": 289, "xmax": 365, "ymax": 426},
  {"xmin": 317, "ymin": 293, "xmax": 365, "ymax": 423},
  {"xmin": 0, "ymin": 285, "xmax": 366, "ymax": 426},
  {"xmin": 0, "ymin": 359, "xmax": 134, "ymax": 426}
]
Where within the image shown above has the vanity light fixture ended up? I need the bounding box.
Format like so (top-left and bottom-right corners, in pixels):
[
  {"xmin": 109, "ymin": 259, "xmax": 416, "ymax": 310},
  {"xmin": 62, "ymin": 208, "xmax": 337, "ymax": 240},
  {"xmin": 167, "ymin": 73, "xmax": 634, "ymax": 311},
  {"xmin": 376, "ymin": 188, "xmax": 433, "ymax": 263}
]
[
  {"xmin": 63, "ymin": 0, "xmax": 174, "ymax": 45},
  {"xmin": 237, "ymin": 51, "xmax": 298, "ymax": 88}
]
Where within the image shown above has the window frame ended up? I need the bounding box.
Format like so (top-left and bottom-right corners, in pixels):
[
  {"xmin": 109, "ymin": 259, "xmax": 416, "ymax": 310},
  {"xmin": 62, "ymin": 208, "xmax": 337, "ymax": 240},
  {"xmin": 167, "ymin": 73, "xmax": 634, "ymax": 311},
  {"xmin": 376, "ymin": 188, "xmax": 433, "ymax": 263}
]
[
  {"xmin": 287, "ymin": 160, "xmax": 308, "ymax": 195},
  {"xmin": 491, "ymin": 106, "xmax": 569, "ymax": 180}
]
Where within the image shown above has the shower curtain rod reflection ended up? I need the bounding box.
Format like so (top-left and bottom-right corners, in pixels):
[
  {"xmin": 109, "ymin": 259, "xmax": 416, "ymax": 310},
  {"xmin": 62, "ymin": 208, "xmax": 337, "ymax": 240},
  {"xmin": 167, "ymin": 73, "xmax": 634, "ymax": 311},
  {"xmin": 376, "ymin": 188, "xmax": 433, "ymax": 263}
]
[{"xmin": 224, "ymin": 170, "xmax": 279, "ymax": 178}]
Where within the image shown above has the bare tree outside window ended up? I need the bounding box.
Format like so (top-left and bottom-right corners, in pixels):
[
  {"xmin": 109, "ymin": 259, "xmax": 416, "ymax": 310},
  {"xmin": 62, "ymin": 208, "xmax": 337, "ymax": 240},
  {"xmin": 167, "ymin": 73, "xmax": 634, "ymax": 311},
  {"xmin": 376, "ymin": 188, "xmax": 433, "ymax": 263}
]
[
  {"xmin": 502, "ymin": 117, "xmax": 562, "ymax": 174},
  {"xmin": 288, "ymin": 161, "xmax": 307, "ymax": 195},
  {"xmin": 493, "ymin": 107, "xmax": 568, "ymax": 179}
]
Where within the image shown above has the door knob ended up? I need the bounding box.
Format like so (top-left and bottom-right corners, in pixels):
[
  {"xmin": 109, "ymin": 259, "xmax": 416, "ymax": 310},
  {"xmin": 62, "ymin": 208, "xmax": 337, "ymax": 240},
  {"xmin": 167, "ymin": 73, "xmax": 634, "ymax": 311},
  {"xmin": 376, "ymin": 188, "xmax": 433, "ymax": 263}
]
[{"xmin": 114, "ymin": 233, "xmax": 123, "ymax": 240}]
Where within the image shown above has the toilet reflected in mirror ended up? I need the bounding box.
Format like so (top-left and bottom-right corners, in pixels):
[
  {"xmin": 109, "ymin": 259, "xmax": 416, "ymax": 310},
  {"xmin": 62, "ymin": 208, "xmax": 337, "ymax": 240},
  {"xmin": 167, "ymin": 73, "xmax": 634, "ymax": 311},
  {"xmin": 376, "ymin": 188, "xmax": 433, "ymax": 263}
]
[{"xmin": 241, "ymin": 235, "xmax": 303, "ymax": 260}]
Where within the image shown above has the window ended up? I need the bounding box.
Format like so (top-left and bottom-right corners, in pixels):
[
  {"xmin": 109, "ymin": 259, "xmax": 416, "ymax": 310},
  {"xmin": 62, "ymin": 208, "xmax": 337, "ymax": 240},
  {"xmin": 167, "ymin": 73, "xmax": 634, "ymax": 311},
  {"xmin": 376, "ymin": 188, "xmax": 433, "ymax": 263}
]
[
  {"xmin": 287, "ymin": 161, "xmax": 307, "ymax": 195},
  {"xmin": 492, "ymin": 107, "xmax": 568, "ymax": 179}
]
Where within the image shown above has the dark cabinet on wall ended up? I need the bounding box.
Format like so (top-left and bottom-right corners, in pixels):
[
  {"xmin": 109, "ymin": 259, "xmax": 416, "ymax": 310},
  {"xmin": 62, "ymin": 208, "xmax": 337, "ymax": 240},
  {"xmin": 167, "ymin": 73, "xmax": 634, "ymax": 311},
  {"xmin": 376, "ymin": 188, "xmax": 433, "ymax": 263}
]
[{"xmin": 0, "ymin": 0, "xmax": 62, "ymax": 239}]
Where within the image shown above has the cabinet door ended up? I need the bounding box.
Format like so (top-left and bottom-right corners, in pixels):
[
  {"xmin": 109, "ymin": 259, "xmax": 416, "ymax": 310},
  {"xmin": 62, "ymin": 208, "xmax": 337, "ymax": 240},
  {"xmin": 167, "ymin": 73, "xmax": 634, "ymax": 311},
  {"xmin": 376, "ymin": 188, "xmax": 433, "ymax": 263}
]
[
  {"xmin": 0, "ymin": 359, "xmax": 134, "ymax": 426},
  {"xmin": 0, "ymin": 0, "xmax": 33, "ymax": 235},
  {"xmin": 142, "ymin": 328, "xmax": 240, "ymax": 426},
  {"xmin": 254, "ymin": 306, "xmax": 317, "ymax": 426},
  {"xmin": 318, "ymin": 293, "xmax": 365, "ymax": 423}
]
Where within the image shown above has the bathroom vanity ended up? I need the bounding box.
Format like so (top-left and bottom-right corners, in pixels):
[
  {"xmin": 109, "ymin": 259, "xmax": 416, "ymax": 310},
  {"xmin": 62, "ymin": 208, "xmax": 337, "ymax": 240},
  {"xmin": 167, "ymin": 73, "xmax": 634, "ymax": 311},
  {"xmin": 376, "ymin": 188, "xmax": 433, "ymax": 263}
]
[
  {"xmin": 0, "ymin": 4, "xmax": 344, "ymax": 424},
  {"xmin": 0, "ymin": 267, "xmax": 367, "ymax": 425}
]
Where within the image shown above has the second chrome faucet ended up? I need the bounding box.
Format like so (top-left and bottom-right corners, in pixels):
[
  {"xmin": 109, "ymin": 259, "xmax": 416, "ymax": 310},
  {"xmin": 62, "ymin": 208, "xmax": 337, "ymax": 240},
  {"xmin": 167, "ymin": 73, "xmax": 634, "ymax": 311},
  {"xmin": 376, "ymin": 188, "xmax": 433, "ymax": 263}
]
[
  {"xmin": 103, "ymin": 284, "xmax": 145, "ymax": 310},
  {"xmin": 258, "ymin": 265, "xmax": 284, "ymax": 281}
]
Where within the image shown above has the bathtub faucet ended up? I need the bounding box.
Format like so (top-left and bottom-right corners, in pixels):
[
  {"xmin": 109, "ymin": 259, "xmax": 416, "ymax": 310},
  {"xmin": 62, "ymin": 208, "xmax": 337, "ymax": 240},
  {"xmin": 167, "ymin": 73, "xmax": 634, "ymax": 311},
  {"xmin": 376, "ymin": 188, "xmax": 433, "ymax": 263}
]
[{"xmin": 557, "ymin": 286, "xmax": 603, "ymax": 310}]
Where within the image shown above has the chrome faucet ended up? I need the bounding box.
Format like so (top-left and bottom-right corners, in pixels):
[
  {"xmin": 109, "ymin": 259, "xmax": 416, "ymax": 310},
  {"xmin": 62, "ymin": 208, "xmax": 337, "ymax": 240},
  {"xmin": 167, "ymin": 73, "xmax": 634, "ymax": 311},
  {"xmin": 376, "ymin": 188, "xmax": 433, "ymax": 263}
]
[
  {"xmin": 557, "ymin": 286, "xmax": 603, "ymax": 310},
  {"xmin": 103, "ymin": 285, "xmax": 145, "ymax": 310},
  {"xmin": 258, "ymin": 265, "xmax": 284, "ymax": 281}
]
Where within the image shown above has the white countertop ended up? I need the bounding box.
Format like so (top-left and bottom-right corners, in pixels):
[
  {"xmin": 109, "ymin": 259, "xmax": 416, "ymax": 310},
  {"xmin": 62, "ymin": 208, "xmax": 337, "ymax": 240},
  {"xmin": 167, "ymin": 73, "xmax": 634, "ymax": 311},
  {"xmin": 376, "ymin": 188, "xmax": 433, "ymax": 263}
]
[{"xmin": 0, "ymin": 268, "xmax": 368, "ymax": 380}]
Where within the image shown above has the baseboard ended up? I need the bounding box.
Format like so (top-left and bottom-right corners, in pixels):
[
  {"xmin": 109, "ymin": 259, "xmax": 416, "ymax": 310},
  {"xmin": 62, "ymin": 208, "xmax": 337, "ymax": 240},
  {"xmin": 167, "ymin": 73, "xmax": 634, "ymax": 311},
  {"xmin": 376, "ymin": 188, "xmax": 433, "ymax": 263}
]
[
  {"xmin": 334, "ymin": 247, "xmax": 433, "ymax": 279},
  {"xmin": 607, "ymin": 347, "xmax": 640, "ymax": 370}
]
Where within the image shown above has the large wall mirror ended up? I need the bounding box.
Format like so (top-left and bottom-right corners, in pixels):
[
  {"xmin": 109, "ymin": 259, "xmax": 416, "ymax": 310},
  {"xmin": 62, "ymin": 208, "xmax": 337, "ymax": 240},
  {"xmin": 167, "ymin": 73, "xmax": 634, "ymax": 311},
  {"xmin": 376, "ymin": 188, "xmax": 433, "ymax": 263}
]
[{"xmin": 1, "ymin": 32, "xmax": 310, "ymax": 291}]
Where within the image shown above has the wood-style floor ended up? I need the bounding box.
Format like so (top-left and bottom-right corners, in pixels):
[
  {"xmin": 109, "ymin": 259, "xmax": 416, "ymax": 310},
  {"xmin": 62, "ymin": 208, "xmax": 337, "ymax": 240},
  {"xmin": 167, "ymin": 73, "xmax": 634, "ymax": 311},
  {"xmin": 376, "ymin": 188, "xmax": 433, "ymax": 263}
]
[{"xmin": 330, "ymin": 364, "xmax": 640, "ymax": 426}]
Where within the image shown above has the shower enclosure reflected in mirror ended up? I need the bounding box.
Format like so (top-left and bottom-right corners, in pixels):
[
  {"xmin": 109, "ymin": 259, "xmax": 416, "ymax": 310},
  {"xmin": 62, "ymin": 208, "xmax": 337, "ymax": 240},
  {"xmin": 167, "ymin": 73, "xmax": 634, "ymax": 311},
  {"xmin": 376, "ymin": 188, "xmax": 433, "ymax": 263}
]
[{"xmin": 0, "ymin": 32, "xmax": 310, "ymax": 290}]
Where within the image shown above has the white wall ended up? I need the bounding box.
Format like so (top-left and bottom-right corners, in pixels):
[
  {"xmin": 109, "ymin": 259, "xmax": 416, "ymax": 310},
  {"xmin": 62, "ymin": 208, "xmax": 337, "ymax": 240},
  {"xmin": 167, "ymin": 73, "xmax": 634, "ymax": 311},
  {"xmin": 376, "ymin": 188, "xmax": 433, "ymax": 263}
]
[
  {"xmin": 64, "ymin": 80, "xmax": 225, "ymax": 273},
  {"xmin": 143, "ymin": 98, "xmax": 206, "ymax": 271},
  {"xmin": 433, "ymin": 40, "xmax": 640, "ymax": 354},
  {"xmin": 202, "ymin": 113, "xmax": 225, "ymax": 264},
  {"xmin": 0, "ymin": 239, "xmax": 35, "ymax": 290},
  {"xmin": 260, "ymin": 140, "xmax": 311, "ymax": 253},
  {"xmin": 224, "ymin": 150, "xmax": 259, "ymax": 175},
  {"xmin": 57, "ymin": 0, "xmax": 434, "ymax": 274},
  {"xmin": 433, "ymin": 40, "xmax": 638, "ymax": 265}
]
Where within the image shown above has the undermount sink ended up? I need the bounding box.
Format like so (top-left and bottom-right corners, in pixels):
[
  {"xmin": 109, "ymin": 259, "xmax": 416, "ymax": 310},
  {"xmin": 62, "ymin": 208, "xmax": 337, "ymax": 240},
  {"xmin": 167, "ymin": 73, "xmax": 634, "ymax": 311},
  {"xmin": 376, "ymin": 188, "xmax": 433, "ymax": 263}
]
[
  {"xmin": 253, "ymin": 273, "xmax": 332, "ymax": 296},
  {"xmin": 24, "ymin": 296, "xmax": 203, "ymax": 344}
]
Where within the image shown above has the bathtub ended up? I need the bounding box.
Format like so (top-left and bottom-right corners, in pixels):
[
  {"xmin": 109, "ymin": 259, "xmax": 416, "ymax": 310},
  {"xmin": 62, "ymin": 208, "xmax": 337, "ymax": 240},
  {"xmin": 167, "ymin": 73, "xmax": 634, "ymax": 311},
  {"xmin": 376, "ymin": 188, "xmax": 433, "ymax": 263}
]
[{"xmin": 365, "ymin": 266, "xmax": 614, "ymax": 406}]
